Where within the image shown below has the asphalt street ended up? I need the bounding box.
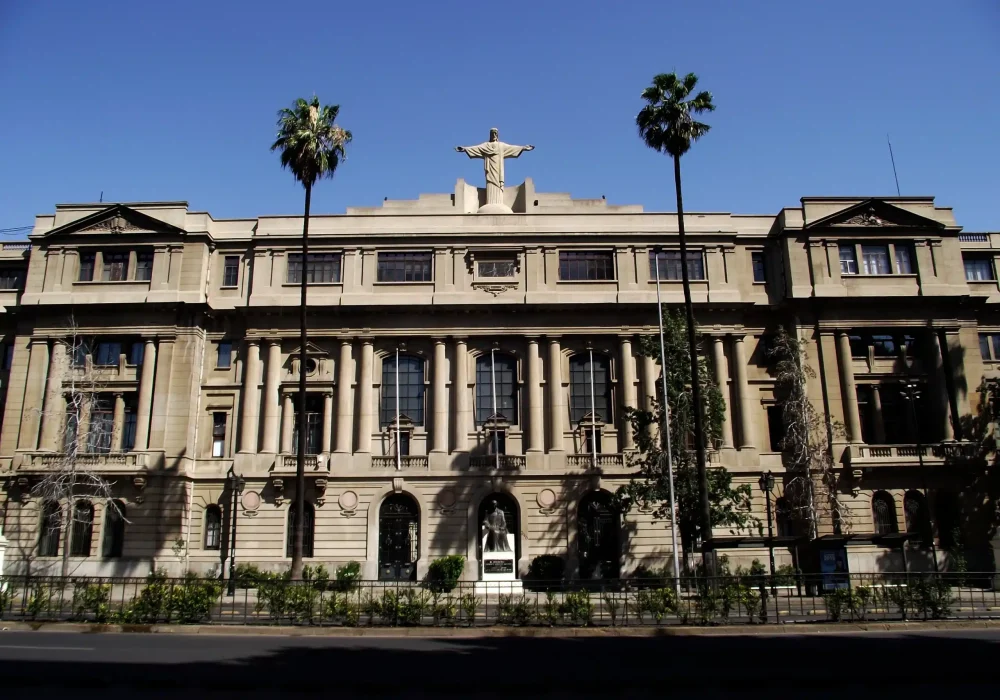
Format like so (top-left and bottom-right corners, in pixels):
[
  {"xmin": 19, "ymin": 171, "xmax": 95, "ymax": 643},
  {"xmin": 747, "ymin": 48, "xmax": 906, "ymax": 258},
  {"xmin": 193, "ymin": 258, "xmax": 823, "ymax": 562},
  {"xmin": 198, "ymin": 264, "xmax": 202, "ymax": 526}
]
[{"xmin": 0, "ymin": 628, "xmax": 996, "ymax": 698}]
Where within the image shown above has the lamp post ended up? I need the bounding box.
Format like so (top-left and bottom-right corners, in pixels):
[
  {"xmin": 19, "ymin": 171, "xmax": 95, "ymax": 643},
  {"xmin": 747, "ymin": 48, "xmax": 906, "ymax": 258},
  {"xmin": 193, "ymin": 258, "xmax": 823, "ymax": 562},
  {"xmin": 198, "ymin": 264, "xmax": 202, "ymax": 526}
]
[
  {"xmin": 226, "ymin": 465, "xmax": 246, "ymax": 596},
  {"xmin": 758, "ymin": 471, "xmax": 777, "ymax": 621},
  {"xmin": 900, "ymin": 380, "xmax": 939, "ymax": 571}
]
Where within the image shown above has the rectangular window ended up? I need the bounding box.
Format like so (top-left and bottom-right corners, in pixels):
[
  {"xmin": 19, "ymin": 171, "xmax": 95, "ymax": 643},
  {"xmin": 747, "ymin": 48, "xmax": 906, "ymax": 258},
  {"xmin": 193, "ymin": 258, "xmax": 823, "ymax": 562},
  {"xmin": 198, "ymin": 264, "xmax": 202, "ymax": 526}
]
[
  {"xmin": 135, "ymin": 251, "xmax": 153, "ymax": 281},
  {"xmin": 222, "ymin": 256, "xmax": 240, "ymax": 287},
  {"xmin": 380, "ymin": 355, "xmax": 425, "ymax": 426},
  {"xmin": 766, "ymin": 405, "xmax": 785, "ymax": 452},
  {"xmin": 94, "ymin": 341, "xmax": 122, "ymax": 367},
  {"xmin": 88, "ymin": 409, "xmax": 113, "ymax": 453},
  {"xmin": 475, "ymin": 354, "xmax": 518, "ymax": 425},
  {"xmin": 128, "ymin": 341, "xmax": 145, "ymax": 366},
  {"xmin": 872, "ymin": 334, "xmax": 897, "ymax": 357},
  {"xmin": 287, "ymin": 253, "xmax": 341, "ymax": 284},
  {"xmin": 964, "ymin": 254, "xmax": 995, "ymax": 281},
  {"xmin": 292, "ymin": 401, "xmax": 322, "ymax": 455},
  {"xmin": 583, "ymin": 426, "xmax": 602, "ymax": 455},
  {"xmin": 560, "ymin": 251, "xmax": 615, "ymax": 281},
  {"xmin": 649, "ymin": 251, "xmax": 705, "ymax": 281},
  {"xmin": 848, "ymin": 334, "xmax": 867, "ymax": 358},
  {"xmin": 217, "ymin": 341, "xmax": 232, "ymax": 369},
  {"xmin": 212, "ymin": 412, "xmax": 226, "ymax": 457},
  {"xmin": 487, "ymin": 429, "xmax": 506, "ymax": 455},
  {"xmin": 102, "ymin": 251, "xmax": 129, "ymax": 282},
  {"xmin": 839, "ymin": 246, "xmax": 858, "ymax": 275},
  {"xmin": 477, "ymin": 260, "xmax": 516, "ymax": 278},
  {"xmin": 122, "ymin": 409, "xmax": 137, "ymax": 452},
  {"xmin": 992, "ymin": 335, "xmax": 1000, "ymax": 362},
  {"xmin": 980, "ymin": 334, "xmax": 991, "ymax": 360},
  {"xmin": 376, "ymin": 252, "xmax": 432, "ymax": 283},
  {"xmin": 861, "ymin": 245, "xmax": 891, "ymax": 275},
  {"xmin": 395, "ymin": 430, "xmax": 411, "ymax": 457},
  {"xmin": 3, "ymin": 344, "xmax": 14, "ymax": 370},
  {"xmin": 0, "ymin": 268, "xmax": 25, "ymax": 290},
  {"xmin": 894, "ymin": 245, "xmax": 914, "ymax": 274},
  {"xmin": 751, "ymin": 252, "xmax": 766, "ymax": 283},
  {"xmin": 79, "ymin": 252, "xmax": 95, "ymax": 282}
]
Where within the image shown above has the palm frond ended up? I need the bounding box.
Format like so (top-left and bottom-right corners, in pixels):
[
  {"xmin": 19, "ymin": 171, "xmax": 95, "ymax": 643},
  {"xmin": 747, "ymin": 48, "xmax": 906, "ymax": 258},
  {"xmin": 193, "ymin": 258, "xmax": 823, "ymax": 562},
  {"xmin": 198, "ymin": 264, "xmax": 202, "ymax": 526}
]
[
  {"xmin": 270, "ymin": 95, "xmax": 352, "ymax": 188},
  {"xmin": 634, "ymin": 71, "xmax": 714, "ymax": 158}
]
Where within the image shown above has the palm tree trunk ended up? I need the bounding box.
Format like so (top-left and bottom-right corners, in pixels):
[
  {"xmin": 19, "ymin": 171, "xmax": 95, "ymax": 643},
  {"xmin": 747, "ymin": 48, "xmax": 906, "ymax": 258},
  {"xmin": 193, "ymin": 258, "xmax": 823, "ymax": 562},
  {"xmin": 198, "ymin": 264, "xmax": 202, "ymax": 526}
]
[
  {"xmin": 290, "ymin": 183, "xmax": 312, "ymax": 580},
  {"xmin": 673, "ymin": 154, "xmax": 714, "ymax": 575}
]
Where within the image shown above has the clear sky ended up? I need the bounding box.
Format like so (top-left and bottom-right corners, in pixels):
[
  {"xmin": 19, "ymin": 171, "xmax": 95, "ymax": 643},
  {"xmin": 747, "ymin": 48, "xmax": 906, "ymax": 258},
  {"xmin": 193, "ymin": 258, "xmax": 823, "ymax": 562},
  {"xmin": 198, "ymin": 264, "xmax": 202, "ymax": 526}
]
[{"xmin": 1, "ymin": 0, "xmax": 998, "ymax": 233}]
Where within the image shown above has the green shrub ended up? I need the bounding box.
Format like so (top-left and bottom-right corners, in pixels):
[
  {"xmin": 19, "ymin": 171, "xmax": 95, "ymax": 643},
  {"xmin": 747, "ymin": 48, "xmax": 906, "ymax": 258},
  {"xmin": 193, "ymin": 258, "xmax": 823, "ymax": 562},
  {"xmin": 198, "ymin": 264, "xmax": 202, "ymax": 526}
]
[
  {"xmin": 497, "ymin": 594, "xmax": 533, "ymax": 626},
  {"xmin": 170, "ymin": 574, "xmax": 223, "ymax": 623},
  {"xmin": 234, "ymin": 563, "xmax": 270, "ymax": 589},
  {"xmin": 302, "ymin": 565, "xmax": 330, "ymax": 592},
  {"xmin": 431, "ymin": 592, "xmax": 457, "ymax": 626},
  {"xmin": 602, "ymin": 592, "xmax": 622, "ymax": 626},
  {"xmin": 426, "ymin": 555, "xmax": 465, "ymax": 593},
  {"xmin": 0, "ymin": 583, "xmax": 13, "ymax": 618},
  {"xmin": 131, "ymin": 570, "xmax": 173, "ymax": 623},
  {"xmin": 558, "ymin": 590, "xmax": 594, "ymax": 626},
  {"xmin": 72, "ymin": 583, "xmax": 112, "ymax": 623},
  {"xmin": 255, "ymin": 570, "xmax": 293, "ymax": 621},
  {"xmin": 285, "ymin": 584, "xmax": 320, "ymax": 623},
  {"xmin": 912, "ymin": 577, "xmax": 954, "ymax": 619},
  {"xmin": 460, "ymin": 593, "xmax": 481, "ymax": 626},
  {"xmin": 526, "ymin": 555, "xmax": 565, "ymax": 589},
  {"xmin": 823, "ymin": 588, "xmax": 854, "ymax": 622},
  {"xmin": 334, "ymin": 561, "xmax": 362, "ymax": 592},
  {"xmin": 399, "ymin": 589, "xmax": 430, "ymax": 626},
  {"xmin": 539, "ymin": 591, "xmax": 559, "ymax": 626},
  {"xmin": 773, "ymin": 564, "xmax": 797, "ymax": 587},
  {"xmin": 26, "ymin": 584, "xmax": 52, "ymax": 619},
  {"xmin": 634, "ymin": 587, "xmax": 678, "ymax": 623}
]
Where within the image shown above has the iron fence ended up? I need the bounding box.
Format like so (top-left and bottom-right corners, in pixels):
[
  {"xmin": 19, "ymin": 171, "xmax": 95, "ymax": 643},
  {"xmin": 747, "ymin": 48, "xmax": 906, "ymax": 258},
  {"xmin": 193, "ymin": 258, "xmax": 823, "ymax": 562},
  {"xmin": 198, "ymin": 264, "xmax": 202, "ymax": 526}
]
[{"xmin": 0, "ymin": 572, "xmax": 997, "ymax": 628}]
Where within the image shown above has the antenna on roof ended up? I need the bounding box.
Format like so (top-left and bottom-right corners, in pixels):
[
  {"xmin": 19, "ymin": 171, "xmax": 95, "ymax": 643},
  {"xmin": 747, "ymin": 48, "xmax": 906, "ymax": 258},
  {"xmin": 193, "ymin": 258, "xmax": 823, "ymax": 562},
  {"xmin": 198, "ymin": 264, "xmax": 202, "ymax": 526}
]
[
  {"xmin": 99, "ymin": 191, "xmax": 103, "ymax": 203},
  {"xmin": 886, "ymin": 134, "xmax": 901, "ymax": 197}
]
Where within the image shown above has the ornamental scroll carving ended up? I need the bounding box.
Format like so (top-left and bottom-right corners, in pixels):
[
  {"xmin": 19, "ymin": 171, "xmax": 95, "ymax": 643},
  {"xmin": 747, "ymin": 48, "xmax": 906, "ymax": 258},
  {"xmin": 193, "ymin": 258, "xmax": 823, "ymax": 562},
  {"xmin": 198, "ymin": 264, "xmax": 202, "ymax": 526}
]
[{"xmin": 80, "ymin": 216, "xmax": 145, "ymax": 234}]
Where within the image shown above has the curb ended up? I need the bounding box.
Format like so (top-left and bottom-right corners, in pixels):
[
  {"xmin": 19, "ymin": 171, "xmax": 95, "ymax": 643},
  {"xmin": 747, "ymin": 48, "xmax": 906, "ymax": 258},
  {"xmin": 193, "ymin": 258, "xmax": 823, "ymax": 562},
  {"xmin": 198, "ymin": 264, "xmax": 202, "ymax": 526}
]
[{"xmin": 2, "ymin": 619, "xmax": 999, "ymax": 638}]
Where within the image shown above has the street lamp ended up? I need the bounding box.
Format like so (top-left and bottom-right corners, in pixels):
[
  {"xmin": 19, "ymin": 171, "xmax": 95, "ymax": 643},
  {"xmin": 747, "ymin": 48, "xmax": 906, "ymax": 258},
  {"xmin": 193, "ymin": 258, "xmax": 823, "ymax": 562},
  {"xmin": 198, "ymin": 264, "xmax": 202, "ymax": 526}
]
[
  {"xmin": 758, "ymin": 471, "xmax": 777, "ymax": 622},
  {"xmin": 900, "ymin": 380, "xmax": 939, "ymax": 571},
  {"xmin": 226, "ymin": 465, "xmax": 246, "ymax": 596}
]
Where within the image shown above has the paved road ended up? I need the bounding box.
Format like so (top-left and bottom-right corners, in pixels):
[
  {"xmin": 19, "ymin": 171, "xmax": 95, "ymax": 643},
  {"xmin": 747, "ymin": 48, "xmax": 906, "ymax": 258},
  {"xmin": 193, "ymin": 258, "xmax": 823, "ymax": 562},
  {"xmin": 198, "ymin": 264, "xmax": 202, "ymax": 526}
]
[{"xmin": 0, "ymin": 628, "xmax": 997, "ymax": 698}]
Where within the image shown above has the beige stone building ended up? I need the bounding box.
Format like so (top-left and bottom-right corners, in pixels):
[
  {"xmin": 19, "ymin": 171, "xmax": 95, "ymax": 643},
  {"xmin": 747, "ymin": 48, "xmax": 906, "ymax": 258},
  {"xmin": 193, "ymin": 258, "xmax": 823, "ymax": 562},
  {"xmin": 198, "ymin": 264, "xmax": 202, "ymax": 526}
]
[{"xmin": 0, "ymin": 176, "xmax": 997, "ymax": 580}]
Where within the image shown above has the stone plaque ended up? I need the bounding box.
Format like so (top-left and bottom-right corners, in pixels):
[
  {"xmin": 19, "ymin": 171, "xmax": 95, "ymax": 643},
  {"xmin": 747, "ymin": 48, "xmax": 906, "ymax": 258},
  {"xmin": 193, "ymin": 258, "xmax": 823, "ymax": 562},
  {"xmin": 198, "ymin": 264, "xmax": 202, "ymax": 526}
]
[{"xmin": 483, "ymin": 559, "xmax": 514, "ymax": 574}]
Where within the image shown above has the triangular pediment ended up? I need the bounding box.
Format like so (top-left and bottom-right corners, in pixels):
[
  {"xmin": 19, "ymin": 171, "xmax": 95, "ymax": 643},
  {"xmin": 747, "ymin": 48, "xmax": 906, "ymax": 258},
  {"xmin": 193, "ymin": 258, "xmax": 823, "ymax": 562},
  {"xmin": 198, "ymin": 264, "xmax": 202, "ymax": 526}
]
[
  {"xmin": 43, "ymin": 204, "xmax": 185, "ymax": 237},
  {"xmin": 805, "ymin": 199, "xmax": 945, "ymax": 230},
  {"xmin": 287, "ymin": 341, "xmax": 328, "ymax": 358}
]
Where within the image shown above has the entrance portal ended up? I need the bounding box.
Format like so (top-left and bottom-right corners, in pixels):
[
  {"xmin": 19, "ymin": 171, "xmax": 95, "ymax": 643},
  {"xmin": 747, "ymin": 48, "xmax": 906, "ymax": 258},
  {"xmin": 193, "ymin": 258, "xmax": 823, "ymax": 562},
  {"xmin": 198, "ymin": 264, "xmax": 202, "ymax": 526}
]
[
  {"xmin": 578, "ymin": 490, "xmax": 621, "ymax": 579},
  {"xmin": 378, "ymin": 494, "xmax": 419, "ymax": 581}
]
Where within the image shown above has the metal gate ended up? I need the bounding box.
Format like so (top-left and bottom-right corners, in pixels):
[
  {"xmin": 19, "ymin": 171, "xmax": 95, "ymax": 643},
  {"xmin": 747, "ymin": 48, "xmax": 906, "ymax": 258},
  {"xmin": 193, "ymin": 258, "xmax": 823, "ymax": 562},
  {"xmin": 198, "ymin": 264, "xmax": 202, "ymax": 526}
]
[
  {"xmin": 578, "ymin": 492, "xmax": 620, "ymax": 579},
  {"xmin": 379, "ymin": 494, "xmax": 419, "ymax": 581}
]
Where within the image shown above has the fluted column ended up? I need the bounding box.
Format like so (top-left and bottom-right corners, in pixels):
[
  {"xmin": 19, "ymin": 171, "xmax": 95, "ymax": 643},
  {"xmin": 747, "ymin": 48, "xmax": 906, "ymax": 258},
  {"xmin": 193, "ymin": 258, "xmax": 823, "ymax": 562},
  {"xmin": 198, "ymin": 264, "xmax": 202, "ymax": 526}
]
[
  {"xmin": 640, "ymin": 354, "xmax": 658, "ymax": 442},
  {"xmin": 526, "ymin": 338, "xmax": 544, "ymax": 452},
  {"xmin": 261, "ymin": 340, "xmax": 282, "ymax": 453},
  {"xmin": 335, "ymin": 340, "xmax": 354, "ymax": 453},
  {"xmin": 870, "ymin": 384, "xmax": 886, "ymax": 444},
  {"xmin": 111, "ymin": 393, "xmax": 125, "ymax": 452},
  {"xmin": 732, "ymin": 335, "xmax": 755, "ymax": 448},
  {"xmin": 239, "ymin": 340, "xmax": 262, "ymax": 453},
  {"xmin": 836, "ymin": 331, "xmax": 864, "ymax": 443},
  {"xmin": 453, "ymin": 339, "xmax": 470, "ymax": 452},
  {"xmin": 133, "ymin": 339, "xmax": 156, "ymax": 450},
  {"xmin": 322, "ymin": 391, "xmax": 333, "ymax": 454},
  {"xmin": 40, "ymin": 341, "xmax": 67, "ymax": 451},
  {"xmin": 712, "ymin": 336, "xmax": 734, "ymax": 449},
  {"xmin": 431, "ymin": 339, "xmax": 448, "ymax": 453},
  {"xmin": 547, "ymin": 338, "xmax": 565, "ymax": 452},
  {"xmin": 356, "ymin": 339, "xmax": 374, "ymax": 453},
  {"xmin": 619, "ymin": 336, "xmax": 638, "ymax": 451},
  {"xmin": 280, "ymin": 393, "xmax": 293, "ymax": 454}
]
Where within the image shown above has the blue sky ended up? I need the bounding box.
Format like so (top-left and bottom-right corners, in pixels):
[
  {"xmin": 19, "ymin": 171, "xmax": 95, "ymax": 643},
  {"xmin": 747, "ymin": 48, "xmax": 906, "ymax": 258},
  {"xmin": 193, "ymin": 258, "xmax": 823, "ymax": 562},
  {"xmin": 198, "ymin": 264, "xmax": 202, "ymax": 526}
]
[{"xmin": 1, "ymin": 0, "xmax": 998, "ymax": 232}]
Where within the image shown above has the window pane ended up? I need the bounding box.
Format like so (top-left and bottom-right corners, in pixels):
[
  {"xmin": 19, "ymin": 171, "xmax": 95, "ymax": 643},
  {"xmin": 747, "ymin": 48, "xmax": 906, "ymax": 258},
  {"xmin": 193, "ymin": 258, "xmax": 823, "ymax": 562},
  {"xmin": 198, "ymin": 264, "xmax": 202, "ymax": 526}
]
[
  {"xmin": 380, "ymin": 354, "xmax": 425, "ymax": 425},
  {"xmin": 992, "ymin": 335, "xmax": 1000, "ymax": 361},
  {"xmin": 848, "ymin": 335, "xmax": 867, "ymax": 357},
  {"xmin": 649, "ymin": 251, "xmax": 704, "ymax": 281},
  {"xmin": 217, "ymin": 341, "xmax": 232, "ymax": 368},
  {"xmin": 204, "ymin": 507, "xmax": 221, "ymax": 550},
  {"xmin": 71, "ymin": 502, "xmax": 94, "ymax": 556},
  {"xmin": 128, "ymin": 341, "xmax": 145, "ymax": 366},
  {"xmin": 965, "ymin": 255, "xmax": 995, "ymax": 281},
  {"xmin": 39, "ymin": 501, "xmax": 61, "ymax": 557},
  {"xmin": 751, "ymin": 252, "xmax": 766, "ymax": 283},
  {"xmin": 872, "ymin": 493, "xmax": 898, "ymax": 535},
  {"xmin": 223, "ymin": 256, "xmax": 240, "ymax": 287},
  {"xmin": 560, "ymin": 251, "xmax": 615, "ymax": 281},
  {"xmin": 102, "ymin": 502, "xmax": 125, "ymax": 558},
  {"xmin": 88, "ymin": 410, "xmax": 113, "ymax": 453},
  {"xmin": 569, "ymin": 354, "xmax": 610, "ymax": 424},
  {"xmin": 287, "ymin": 504, "xmax": 315, "ymax": 558},
  {"xmin": 872, "ymin": 334, "xmax": 896, "ymax": 357},
  {"xmin": 122, "ymin": 410, "xmax": 136, "ymax": 451},
  {"xmin": 475, "ymin": 354, "xmax": 518, "ymax": 424},
  {"xmin": 478, "ymin": 260, "xmax": 516, "ymax": 278},
  {"xmin": 861, "ymin": 245, "xmax": 891, "ymax": 275},
  {"xmin": 135, "ymin": 252, "xmax": 153, "ymax": 281},
  {"xmin": 839, "ymin": 246, "xmax": 858, "ymax": 275},
  {"xmin": 767, "ymin": 405, "xmax": 785, "ymax": 451},
  {"xmin": 287, "ymin": 254, "xmax": 303, "ymax": 284},
  {"xmin": 79, "ymin": 253, "xmax": 95, "ymax": 281},
  {"xmin": 102, "ymin": 252, "xmax": 129, "ymax": 281},
  {"xmin": 980, "ymin": 334, "xmax": 992, "ymax": 360},
  {"xmin": 377, "ymin": 252, "xmax": 433, "ymax": 282},
  {"xmin": 95, "ymin": 342, "xmax": 122, "ymax": 366},
  {"xmin": 894, "ymin": 245, "xmax": 913, "ymax": 274},
  {"xmin": 0, "ymin": 268, "xmax": 25, "ymax": 289}
]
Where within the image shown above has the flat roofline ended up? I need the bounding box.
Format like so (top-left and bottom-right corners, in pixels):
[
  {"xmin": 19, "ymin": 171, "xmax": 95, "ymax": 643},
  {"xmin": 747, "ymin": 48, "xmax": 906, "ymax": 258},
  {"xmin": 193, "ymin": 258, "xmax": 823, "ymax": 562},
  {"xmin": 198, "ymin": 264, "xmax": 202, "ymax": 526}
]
[
  {"xmin": 799, "ymin": 195, "xmax": 936, "ymax": 202},
  {"xmin": 53, "ymin": 201, "xmax": 190, "ymax": 209}
]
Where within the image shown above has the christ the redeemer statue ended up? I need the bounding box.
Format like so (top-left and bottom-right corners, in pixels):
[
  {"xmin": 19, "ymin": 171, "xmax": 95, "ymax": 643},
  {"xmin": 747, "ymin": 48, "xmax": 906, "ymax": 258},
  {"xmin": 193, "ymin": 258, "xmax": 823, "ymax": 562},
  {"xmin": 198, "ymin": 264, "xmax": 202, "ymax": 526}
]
[{"xmin": 456, "ymin": 128, "xmax": 534, "ymax": 213}]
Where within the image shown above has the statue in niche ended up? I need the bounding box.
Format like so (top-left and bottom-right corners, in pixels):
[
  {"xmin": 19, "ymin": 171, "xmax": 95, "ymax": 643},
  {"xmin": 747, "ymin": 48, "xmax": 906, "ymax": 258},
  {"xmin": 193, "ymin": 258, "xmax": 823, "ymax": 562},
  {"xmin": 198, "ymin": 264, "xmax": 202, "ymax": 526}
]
[{"xmin": 482, "ymin": 499, "xmax": 512, "ymax": 552}]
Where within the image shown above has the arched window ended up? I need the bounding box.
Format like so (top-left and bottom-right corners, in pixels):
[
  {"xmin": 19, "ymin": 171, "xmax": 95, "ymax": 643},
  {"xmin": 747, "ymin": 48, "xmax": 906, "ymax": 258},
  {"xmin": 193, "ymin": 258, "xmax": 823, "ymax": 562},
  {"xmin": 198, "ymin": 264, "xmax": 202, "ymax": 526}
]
[
  {"xmin": 38, "ymin": 501, "xmax": 61, "ymax": 557},
  {"xmin": 903, "ymin": 490, "xmax": 932, "ymax": 543},
  {"xmin": 70, "ymin": 501, "xmax": 94, "ymax": 556},
  {"xmin": 286, "ymin": 503, "xmax": 315, "ymax": 558},
  {"xmin": 569, "ymin": 353, "xmax": 611, "ymax": 424},
  {"xmin": 871, "ymin": 491, "xmax": 898, "ymax": 535},
  {"xmin": 475, "ymin": 353, "xmax": 518, "ymax": 424},
  {"xmin": 380, "ymin": 354, "xmax": 425, "ymax": 426},
  {"xmin": 775, "ymin": 497, "xmax": 794, "ymax": 537},
  {"xmin": 378, "ymin": 493, "xmax": 420, "ymax": 581},
  {"xmin": 102, "ymin": 500, "xmax": 126, "ymax": 558},
  {"xmin": 204, "ymin": 505, "xmax": 222, "ymax": 550}
]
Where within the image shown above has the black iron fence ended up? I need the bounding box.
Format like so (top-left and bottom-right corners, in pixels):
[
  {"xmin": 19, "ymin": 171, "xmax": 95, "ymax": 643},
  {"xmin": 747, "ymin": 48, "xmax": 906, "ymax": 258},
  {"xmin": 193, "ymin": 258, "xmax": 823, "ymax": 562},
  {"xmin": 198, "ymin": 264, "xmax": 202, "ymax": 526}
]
[{"xmin": 0, "ymin": 572, "xmax": 997, "ymax": 627}]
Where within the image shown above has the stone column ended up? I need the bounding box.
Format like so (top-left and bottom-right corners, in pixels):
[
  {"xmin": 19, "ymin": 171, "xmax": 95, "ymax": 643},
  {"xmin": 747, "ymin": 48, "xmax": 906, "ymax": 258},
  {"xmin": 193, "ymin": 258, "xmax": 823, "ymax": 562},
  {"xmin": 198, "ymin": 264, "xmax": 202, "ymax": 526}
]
[
  {"xmin": 526, "ymin": 338, "xmax": 544, "ymax": 452},
  {"xmin": 133, "ymin": 339, "xmax": 156, "ymax": 450},
  {"xmin": 260, "ymin": 340, "xmax": 282, "ymax": 453},
  {"xmin": 453, "ymin": 339, "xmax": 469, "ymax": 452},
  {"xmin": 619, "ymin": 336, "xmax": 638, "ymax": 451},
  {"xmin": 356, "ymin": 339, "xmax": 374, "ymax": 453},
  {"xmin": 111, "ymin": 393, "xmax": 125, "ymax": 452},
  {"xmin": 712, "ymin": 336, "xmax": 735, "ymax": 449},
  {"xmin": 732, "ymin": 335, "xmax": 755, "ymax": 448},
  {"xmin": 335, "ymin": 340, "xmax": 354, "ymax": 453},
  {"xmin": 870, "ymin": 384, "xmax": 886, "ymax": 444},
  {"xmin": 932, "ymin": 332, "xmax": 955, "ymax": 440},
  {"xmin": 640, "ymin": 353, "xmax": 658, "ymax": 442},
  {"xmin": 836, "ymin": 331, "xmax": 864, "ymax": 443},
  {"xmin": 40, "ymin": 341, "xmax": 67, "ymax": 451},
  {"xmin": 239, "ymin": 340, "xmax": 262, "ymax": 453},
  {"xmin": 321, "ymin": 391, "xmax": 333, "ymax": 454},
  {"xmin": 431, "ymin": 339, "xmax": 448, "ymax": 453},
  {"xmin": 18, "ymin": 339, "xmax": 49, "ymax": 450},
  {"xmin": 547, "ymin": 338, "xmax": 565, "ymax": 452},
  {"xmin": 280, "ymin": 393, "xmax": 293, "ymax": 454}
]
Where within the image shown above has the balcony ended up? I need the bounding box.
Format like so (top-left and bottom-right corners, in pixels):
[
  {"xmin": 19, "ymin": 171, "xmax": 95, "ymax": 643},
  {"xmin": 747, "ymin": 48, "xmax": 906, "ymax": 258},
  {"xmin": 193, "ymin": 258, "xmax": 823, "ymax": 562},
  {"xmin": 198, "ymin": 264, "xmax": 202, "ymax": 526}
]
[
  {"xmin": 847, "ymin": 442, "xmax": 979, "ymax": 467},
  {"xmin": 567, "ymin": 453, "xmax": 626, "ymax": 469},
  {"xmin": 467, "ymin": 454, "xmax": 526, "ymax": 470},
  {"xmin": 280, "ymin": 454, "xmax": 320, "ymax": 471},
  {"xmin": 372, "ymin": 455, "xmax": 429, "ymax": 470},
  {"xmin": 18, "ymin": 451, "xmax": 149, "ymax": 474}
]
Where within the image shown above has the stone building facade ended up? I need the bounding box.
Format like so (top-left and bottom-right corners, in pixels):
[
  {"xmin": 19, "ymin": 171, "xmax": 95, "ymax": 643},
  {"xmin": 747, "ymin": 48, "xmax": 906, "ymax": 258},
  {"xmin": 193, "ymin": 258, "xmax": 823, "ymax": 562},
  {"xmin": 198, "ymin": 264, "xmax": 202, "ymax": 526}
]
[{"xmin": 0, "ymin": 177, "xmax": 997, "ymax": 579}]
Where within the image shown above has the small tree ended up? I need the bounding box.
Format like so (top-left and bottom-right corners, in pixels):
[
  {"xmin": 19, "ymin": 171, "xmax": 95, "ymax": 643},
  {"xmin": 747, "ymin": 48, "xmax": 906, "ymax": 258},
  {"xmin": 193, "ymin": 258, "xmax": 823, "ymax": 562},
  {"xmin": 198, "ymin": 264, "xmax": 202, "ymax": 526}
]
[
  {"xmin": 769, "ymin": 327, "xmax": 851, "ymax": 538},
  {"xmin": 617, "ymin": 309, "xmax": 757, "ymax": 572}
]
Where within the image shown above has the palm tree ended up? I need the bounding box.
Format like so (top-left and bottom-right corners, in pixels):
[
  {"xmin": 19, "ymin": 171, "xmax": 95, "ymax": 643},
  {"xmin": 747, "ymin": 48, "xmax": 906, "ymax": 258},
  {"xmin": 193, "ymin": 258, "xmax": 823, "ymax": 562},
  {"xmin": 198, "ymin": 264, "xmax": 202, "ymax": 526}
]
[
  {"xmin": 636, "ymin": 72, "xmax": 716, "ymax": 571},
  {"xmin": 271, "ymin": 96, "xmax": 351, "ymax": 579}
]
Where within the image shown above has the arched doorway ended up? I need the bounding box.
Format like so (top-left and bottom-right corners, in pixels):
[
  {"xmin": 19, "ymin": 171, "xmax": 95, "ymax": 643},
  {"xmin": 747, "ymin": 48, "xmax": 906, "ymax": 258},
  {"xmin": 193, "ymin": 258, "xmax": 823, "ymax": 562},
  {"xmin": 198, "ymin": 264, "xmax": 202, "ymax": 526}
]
[
  {"xmin": 578, "ymin": 490, "xmax": 621, "ymax": 579},
  {"xmin": 379, "ymin": 493, "xmax": 419, "ymax": 581},
  {"xmin": 477, "ymin": 492, "xmax": 520, "ymax": 566}
]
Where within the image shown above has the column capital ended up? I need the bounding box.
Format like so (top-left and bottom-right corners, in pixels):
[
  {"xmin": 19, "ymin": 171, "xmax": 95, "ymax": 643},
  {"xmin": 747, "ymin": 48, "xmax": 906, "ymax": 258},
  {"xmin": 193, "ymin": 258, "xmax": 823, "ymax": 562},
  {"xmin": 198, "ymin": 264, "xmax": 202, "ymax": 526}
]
[
  {"xmin": 339, "ymin": 338, "xmax": 353, "ymax": 346},
  {"xmin": 432, "ymin": 337, "xmax": 447, "ymax": 345},
  {"xmin": 246, "ymin": 338, "xmax": 261, "ymax": 348},
  {"xmin": 266, "ymin": 338, "xmax": 282, "ymax": 347}
]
